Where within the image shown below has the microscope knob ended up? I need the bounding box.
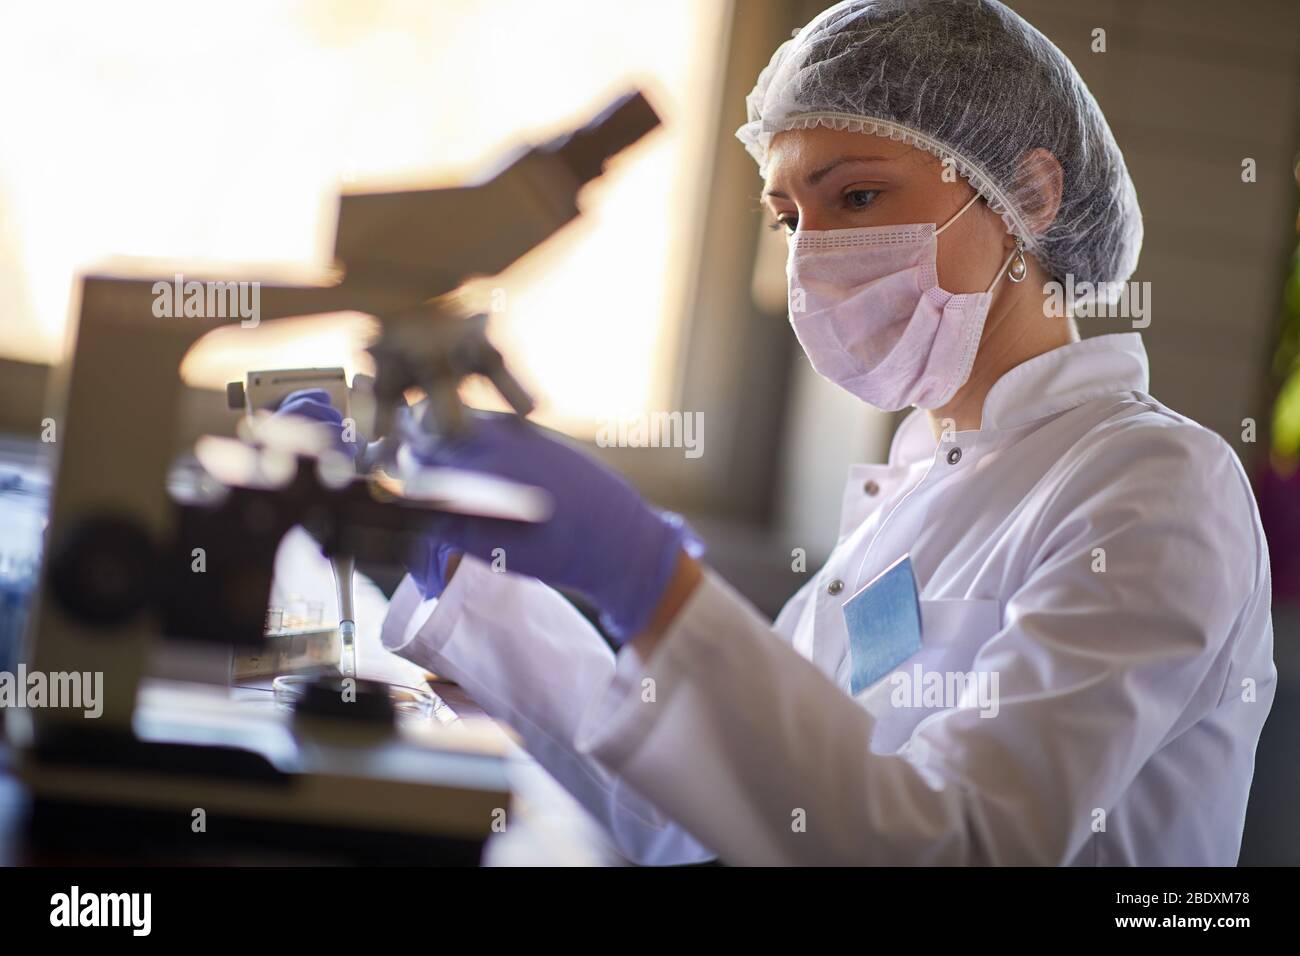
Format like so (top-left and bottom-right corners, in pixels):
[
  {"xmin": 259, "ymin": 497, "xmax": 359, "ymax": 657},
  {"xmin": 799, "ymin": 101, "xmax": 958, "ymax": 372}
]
[
  {"xmin": 226, "ymin": 381, "xmax": 246, "ymax": 410},
  {"xmin": 47, "ymin": 514, "xmax": 157, "ymax": 627}
]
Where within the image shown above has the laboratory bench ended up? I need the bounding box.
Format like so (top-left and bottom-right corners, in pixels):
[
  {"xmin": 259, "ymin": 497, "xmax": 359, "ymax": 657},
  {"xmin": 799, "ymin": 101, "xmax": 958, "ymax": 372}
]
[{"xmin": 0, "ymin": 677, "xmax": 618, "ymax": 867}]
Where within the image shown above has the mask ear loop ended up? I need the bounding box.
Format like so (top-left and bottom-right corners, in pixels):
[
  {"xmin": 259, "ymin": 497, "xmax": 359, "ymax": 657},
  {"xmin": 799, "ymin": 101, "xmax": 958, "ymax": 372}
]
[
  {"xmin": 934, "ymin": 190, "xmax": 1028, "ymax": 292},
  {"xmin": 934, "ymin": 191, "xmax": 983, "ymax": 236}
]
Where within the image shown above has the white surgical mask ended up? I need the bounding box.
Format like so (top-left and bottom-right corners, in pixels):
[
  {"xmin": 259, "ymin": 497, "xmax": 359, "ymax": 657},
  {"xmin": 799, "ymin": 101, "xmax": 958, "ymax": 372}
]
[{"xmin": 786, "ymin": 192, "xmax": 1024, "ymax": 411}]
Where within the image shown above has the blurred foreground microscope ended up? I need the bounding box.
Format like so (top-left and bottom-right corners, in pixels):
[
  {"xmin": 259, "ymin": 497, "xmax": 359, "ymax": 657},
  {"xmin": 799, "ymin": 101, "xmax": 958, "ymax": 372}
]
[{"xmin": 7, "ymin": 92, "xmax": 660, "ymax": 863}]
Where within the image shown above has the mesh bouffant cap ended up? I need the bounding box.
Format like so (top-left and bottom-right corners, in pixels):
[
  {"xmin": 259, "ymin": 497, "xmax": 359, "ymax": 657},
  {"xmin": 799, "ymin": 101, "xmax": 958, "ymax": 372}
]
[{"xmin": 737, "ymin": 0, "xmax": 1143, "ymax": 295}]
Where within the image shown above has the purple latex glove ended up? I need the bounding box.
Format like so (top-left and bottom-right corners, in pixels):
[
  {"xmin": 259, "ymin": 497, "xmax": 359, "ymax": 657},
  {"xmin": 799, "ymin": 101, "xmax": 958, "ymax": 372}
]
[
  {"xmin": 275, "ymin": 388, "xmax": 364, "ymax": 460},
  {"xmin": 407, "ymin": 539, "xmax": 460, "ymax": 600},
  {"xmin": 405, "ymin": 412, "xmax": 702, "ymax": 643}
]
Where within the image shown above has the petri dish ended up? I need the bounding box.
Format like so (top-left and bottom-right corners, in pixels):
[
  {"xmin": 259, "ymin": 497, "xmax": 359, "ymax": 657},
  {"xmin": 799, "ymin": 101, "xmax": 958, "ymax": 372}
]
[{"xmin": 272, "ymin": 674, "xmax": 436, "ymax": 721}]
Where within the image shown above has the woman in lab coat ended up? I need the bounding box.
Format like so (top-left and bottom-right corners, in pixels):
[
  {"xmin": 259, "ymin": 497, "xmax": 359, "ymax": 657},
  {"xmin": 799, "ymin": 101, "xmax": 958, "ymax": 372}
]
[{"xmin": 372, "ymin": 0, "xmax": 1276, "ymax": 865}]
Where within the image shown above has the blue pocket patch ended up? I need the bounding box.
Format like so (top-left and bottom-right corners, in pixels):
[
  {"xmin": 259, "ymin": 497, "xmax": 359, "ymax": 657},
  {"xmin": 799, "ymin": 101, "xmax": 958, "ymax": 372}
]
[{"xmin": 841, "ymin": 555, "xmax": 922, "ymax": 695}]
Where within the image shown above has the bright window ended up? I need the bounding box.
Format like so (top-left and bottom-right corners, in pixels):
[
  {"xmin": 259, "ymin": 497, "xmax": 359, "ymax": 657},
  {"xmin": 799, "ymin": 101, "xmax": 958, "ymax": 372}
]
[{"xmin": 0, "ymin": 0, "xmax": 729, "ymax": 436}]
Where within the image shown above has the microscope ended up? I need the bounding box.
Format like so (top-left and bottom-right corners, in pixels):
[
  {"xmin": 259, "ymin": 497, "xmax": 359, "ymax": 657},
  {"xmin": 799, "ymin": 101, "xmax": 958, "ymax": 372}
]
[{"xmin": 7, "ymin": 92, "xmax": 660, "ymax": 863}]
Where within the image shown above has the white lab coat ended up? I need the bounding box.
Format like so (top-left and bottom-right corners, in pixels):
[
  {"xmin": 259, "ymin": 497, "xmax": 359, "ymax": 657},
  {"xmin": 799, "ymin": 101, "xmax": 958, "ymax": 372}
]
[{"xmin": 382, "ymin": 333, "xmax": 1275, "ymax": 865}]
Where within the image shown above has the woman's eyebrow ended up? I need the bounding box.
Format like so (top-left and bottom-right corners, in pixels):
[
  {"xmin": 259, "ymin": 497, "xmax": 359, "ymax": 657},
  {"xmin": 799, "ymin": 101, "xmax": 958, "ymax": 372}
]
[
  {"xmin": 763, "ymin": 154, "xmax": 894, "ymax": 198},
  {"xmin": 807, "ymin": 154, "xmax": 892, "ymax": 185}
]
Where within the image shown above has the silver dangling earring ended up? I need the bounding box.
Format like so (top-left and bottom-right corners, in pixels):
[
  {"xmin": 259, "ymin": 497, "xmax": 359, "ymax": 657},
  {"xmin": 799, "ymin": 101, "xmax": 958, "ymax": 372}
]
[{"xmin": 1008, "ymin": 238, "xmax": 1027, "ymax": 283}]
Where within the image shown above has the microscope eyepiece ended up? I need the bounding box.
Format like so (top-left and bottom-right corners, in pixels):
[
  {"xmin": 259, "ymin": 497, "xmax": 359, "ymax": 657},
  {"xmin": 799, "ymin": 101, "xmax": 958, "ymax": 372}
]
[{"xmin": 550, "ymin": 90, "xmax": 662, "ymax": 185}]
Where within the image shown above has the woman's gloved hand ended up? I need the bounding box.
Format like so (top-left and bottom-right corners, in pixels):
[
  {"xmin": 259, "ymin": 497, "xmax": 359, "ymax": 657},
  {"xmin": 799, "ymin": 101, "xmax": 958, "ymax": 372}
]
[
  {"xmin": 274, "ymin": 388, "xmax": 364, "ymax": 460},
  {"xmin": 406, "ymin": 539, "xmax": 461, "ymax": 600},
  {"xmin": 404, "ymin": 411, "xmax": 702, "ymax": 643}
]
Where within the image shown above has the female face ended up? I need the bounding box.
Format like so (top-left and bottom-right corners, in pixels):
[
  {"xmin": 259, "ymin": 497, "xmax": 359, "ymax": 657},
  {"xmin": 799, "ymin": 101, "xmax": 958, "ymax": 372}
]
[{"xmin": 761, "ymin": 126, "xmax": 1017, "ymax": 296}]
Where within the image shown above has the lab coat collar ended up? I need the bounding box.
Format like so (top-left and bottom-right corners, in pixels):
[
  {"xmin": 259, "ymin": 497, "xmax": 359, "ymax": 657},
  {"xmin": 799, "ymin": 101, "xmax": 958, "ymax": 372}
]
[{"xmin": 888, "ymin": 333, "xmax": 1150, "ymax": 466}]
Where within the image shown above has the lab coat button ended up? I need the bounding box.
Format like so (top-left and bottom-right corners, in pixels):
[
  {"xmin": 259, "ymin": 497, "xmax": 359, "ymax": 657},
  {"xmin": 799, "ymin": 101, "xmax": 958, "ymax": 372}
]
[
  {"xmin": 828, "ymin": 579, "xmax": 845, "ymax": 595},
  {"xmin": 863, "ymin": 479, "xmax": 880, "ymax": 496},
  {"xmin": 946, "ymin": 447, "xmax": 962, "ymax": 465}
]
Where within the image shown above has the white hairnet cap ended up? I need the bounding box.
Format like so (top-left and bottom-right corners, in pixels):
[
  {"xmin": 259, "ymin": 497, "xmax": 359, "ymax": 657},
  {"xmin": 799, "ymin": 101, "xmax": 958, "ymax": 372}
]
[{"xmin": 738, "ymin": 0, "xmax": 1142, "ymax": 292}]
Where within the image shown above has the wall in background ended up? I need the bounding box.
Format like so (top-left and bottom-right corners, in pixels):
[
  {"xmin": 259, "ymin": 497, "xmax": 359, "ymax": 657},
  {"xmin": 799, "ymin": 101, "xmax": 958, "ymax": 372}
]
[{"xmin": 1006, "ymin": 0, "xmax": 1300, "ymax": 453}]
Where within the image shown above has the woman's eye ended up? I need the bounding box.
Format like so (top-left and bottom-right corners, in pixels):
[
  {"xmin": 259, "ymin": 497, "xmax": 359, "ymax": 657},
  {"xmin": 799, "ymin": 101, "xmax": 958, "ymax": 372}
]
[
  {"xmin": 768, "ymin": 215, "xmax": 797, "ymax": 234},
  {"xmin": 845, "ymin": 189, "xmax": 879, "ymax": 210}
]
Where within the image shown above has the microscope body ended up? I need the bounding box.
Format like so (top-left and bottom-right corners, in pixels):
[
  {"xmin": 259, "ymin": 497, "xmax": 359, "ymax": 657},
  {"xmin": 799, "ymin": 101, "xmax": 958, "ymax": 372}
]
[{"xmin": 10, "ymin": 93, "xmax": 660, "ymax": 862}]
